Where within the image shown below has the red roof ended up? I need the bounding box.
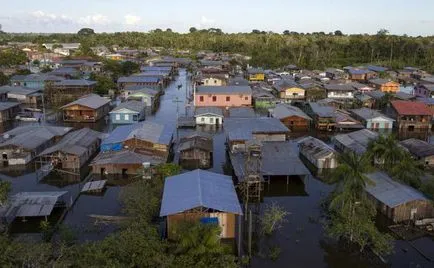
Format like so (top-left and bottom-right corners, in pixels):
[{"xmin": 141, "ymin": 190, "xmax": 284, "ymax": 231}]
[{"xmin": 391, "ymin": 100, "xmax": 432, "ymax": 116}]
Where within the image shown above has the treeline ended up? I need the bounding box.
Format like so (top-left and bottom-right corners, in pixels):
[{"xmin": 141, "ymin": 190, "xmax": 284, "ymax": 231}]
[{"xmin": 1, "ymin": 30, "xmax": 434, "ymax": 72}]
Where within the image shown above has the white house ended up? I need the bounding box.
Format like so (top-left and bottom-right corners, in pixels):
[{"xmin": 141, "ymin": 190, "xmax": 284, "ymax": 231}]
[
  {"xmin": 324, "ymin": 84, "xmax": 355, "ymax": 99},
  {"xmin": 349, "ymin": 108, "xmax": 395, "ymax": 130},
  {"xmin": 195, "ymin": 107, "xmax": 224, "ymax": 125}
]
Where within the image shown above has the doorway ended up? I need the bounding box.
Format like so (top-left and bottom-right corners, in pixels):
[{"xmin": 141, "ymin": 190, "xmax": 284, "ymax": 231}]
[
  {"xmin": 215, "ymin": 118, "xmax": 220, "ymax": 125},
  {"xmin": 2, "ymin": 153, "xmax": 7, "ymax": 160},
  {"xmin": 122, "ymin": 168, "xmax": 128, "ymax": 176},
  {"xmin": 100, "ymin": 167, "xmax": 106, "ymax": 176}
]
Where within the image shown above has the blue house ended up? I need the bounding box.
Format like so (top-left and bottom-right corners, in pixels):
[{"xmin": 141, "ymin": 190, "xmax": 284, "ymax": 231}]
[
  {"xmin": 10, "ymin": 74, "xmax": 64, "ymax": 90},
  {"xmin": 109, "ymin": 100, "xmax": 146, "ymax": 124}
]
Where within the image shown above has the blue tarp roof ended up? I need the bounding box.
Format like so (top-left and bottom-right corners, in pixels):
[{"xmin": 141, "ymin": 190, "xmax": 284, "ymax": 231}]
[{"xmin": 159, "ymin": 169, "xmax": 242, "ymax": 216}]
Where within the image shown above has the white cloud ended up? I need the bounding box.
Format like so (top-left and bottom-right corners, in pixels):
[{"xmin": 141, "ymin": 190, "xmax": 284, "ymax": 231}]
[
  {"xmin": 78, "ymin": 14, "xmax": 111, "ymax": 26},
  {"xmin": 124, "ymin": 14, "xmax": 142, "ymax": 26},
  {"xmin": 30, "ymin": 10, "xmax": 72, "ymax": 25},
  {"xmin": 201, "ymin": 16, "xmax": 215, "ymax": 25}
]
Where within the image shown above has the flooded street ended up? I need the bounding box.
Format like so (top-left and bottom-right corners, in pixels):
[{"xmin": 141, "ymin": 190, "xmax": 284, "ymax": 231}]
[{"xmin": 1, "ymin": 69, "xmax": 434, "ymax": 267}]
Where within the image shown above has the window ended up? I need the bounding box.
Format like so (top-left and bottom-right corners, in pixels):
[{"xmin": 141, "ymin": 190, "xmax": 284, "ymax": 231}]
[
  {"xmin": 115, "ymin": 114, "xmax": 120, "ymax": 121},
  {"xmin": 212, "ymin": 96, "xmax": 217, "ymax": 102},
  {"xmin": 199, "ymin": 96, "xmax": 204, "ymax": 102},
  {"xmin": 384, "ymin": 123, "xmax": 389, "ymax": 129},
  {"xmin": 226, "ymin": 96, "xmax": 230, "ymax": 102},
  {"xmin": 245, "ymin": 97, "xmax": 249, "ymax": 100},
  {"xmin": 201, "ymin": 117, "xmax": 205, "ymax": 122},
  {"xmin": 214, "ymin": 80, "xmax": 217, "ymax": 84},
  {"xmin": 209, "ymin": 118, "xmax": 214, "ymax": 123},
  {"xmin": 124, "ymin": 114, "xmax": 129, "ymax": 120},
  {"xmin": 133, "ymin": 115, "xmax": 138, "ymax": 121}
]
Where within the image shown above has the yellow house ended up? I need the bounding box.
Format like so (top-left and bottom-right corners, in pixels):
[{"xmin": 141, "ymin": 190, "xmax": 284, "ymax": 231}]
[
  {"xmin": 247, "ymin": 68, "xmax": 265, "ymax": 82},
  {"xmin": 274, "ymin": 80, "xmax": 306, "ymax": 100},
  {"xmin": 105, "ymin": 53, "xmax": 123, "ymax": 61}
]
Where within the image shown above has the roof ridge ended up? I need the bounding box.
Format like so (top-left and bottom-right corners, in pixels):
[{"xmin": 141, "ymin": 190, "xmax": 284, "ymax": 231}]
[{"xmin": 197, "ymin": 169, "xmax": 203, "ymax": 207}]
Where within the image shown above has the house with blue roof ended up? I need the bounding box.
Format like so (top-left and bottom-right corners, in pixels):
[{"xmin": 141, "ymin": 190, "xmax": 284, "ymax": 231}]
[
  {"xmin": 10, "ymin": 74, "xmax": 65, "ymax": 90},
  {"xmin": 160, "ymin": 169, "xmax": 242, "ymax": 239},
  {"xmin": 101, "ymin": 121, "xmax": 174, "ymax": 159}
]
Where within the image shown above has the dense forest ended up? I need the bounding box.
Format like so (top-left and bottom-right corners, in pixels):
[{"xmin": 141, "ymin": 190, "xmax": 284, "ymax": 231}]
[{"xmin": 1, "ymin": 29, "xmax": 434, "ymax": 72}]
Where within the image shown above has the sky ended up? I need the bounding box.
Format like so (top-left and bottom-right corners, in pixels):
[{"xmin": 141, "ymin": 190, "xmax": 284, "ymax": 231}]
[{"xmin": 0, "ymin": 0, "xmax": 433, "ymax": 36}]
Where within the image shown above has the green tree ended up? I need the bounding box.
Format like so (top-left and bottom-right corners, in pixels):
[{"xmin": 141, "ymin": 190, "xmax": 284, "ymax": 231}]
[
  {"xmin": 78, "ymin": 28, "xmax": 95, "ymax": 35},
  {"xmin": 0, "ymin": 181, "xmax": 11, "ymax": 205},
  {"xmin": 390, "ymin": 153, "xmax": 423, "ymax": 188},
  {"xmin": 0, "ymin": 49, "xmax": 28, "ymax": 66},
  {"xmin": 260, "ymin": 202, "xmax": 289, "ymax": 236},
  {"xmin": 327, "ymin": 152, "xmax": 393, "ymax": 255},
  {"xmin": 90, "ymin": 73, "xmax": 116, "ymax": 95},
  {"xmin": 367, "ymin": 134, "xmax": 406, "ymax": 171},
  {"xmin": 0, "ymin": 72, "xmax": 9, "ymax": 86},
  {"xmin": 189, "ymin": 27, "xmax": 197, "ymax": 33},
  {"xmin": 283, "ymin": 30, "xmax": 290, "ymax": 35},
  {"xmin": 334, "ymin": 30, "xmax": 343, "ymax": 36}
]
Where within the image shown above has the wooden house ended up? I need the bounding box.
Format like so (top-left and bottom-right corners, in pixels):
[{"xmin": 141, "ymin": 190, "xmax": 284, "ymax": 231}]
[
  {"xmin": 160, "ymin": 169, "xmax": 242, "ymax": 239},
  {"xmin": 389, "ymin": 101, "xmax": 432, "ymax": 132},
  {"xmin": 194, "ymin": 107, "xmax": 224, "ymax": 125},
  {"xmin": 414, "ymin": 84, "xmax": 434, "ymax": 98},
  {"xmin": 333, "ymin": 129, "xmax": 379, "ymax": 155},
  {"xmin": 273, "ymin": 80, "xmax": 305, "ymax": 101},
  {"xmin": 298, "ymin": 136, "xmax": 338, "ymax": 169},
  {"xmin": 252, "ymin": 89, "xmax": 278, "ymax": 109},
  {"xmin": 178, "ymin": 134, "xmax": 213, "ymax": 169},
  {"xmin": 109, "ymin": 101, "xmax": 146, "ymax": 124},
  {"xmin": 299, "ymin": 82, "xmax": 327, "ymax": 101},
  {"xmin": 0, "ymin": 125, "xmax": 72, "ymax": 165},
  {"xmin": 354, "ymin": 93, "xmax": 375, "ymax": 109},
  {"xmin": 305, "ymin": 102, "xmax": 336, "ymax": 131},
  {"xmin": 399, "ymin": 138, "xmax": 434, "ymax": 166},
  {"xmin": 223, "ymin": 117, "xmax": 289, "ymax": 153},
  {"xmin": 349, "ymin": 108, "xmax": 394, "ymax": 130},
  {"xmin": 350, "ymin": 82, "xmax": 374, "ymax": 93},
  {"xmin": 369, "ymin": 79, "xmax": 400, "ymax": 93},
  {"xmin": 118, "ymin": 76, "xmax": 162, "ymax": 91},
  {"xmin": 365, "ymin": 172, "xmax": 433, "ymax": 222},
  {"xmin": 270, "ymin": 104, "xmax": 312, "ymax": 131},
  {"xmin": 61, "ymin": 94, "xmax": 110, "ymax": 122},
  {"xmin": 51, "ymin": 79, "xmax": 97, "ymax": 106},
  {"xmin": 38, "ymin": 128, "xmax": 103, "ymax": 171},
  {"xmin": 100, "ymin": 121, "xmax": 174, "ymax": 159},
  {"xmin": 246, "ymin": 68, "xmax": 265, "ymax": 82},
  {"xmin": 10, "ymin": 73, "xmax": 64, "ymax": 90},
  {"xmin": 347, "ymin": 68, "xmax": 376, "ymax": 82},
  {"xmin": 325, "ymin": 68, "xmax": 348, "ymax": 80},
  {"xmin": 194, "ymin": 86, "xmax": 252, "ymax": 108},
  {"xmin": 334, "ymin": 110, "xmax": 364, "ymax": 131},
  {"xmin": 90, "ymin": 150, "xmax": 163, "ymax": 176},
  {"xmin": 0, "ymin": 102, "xmax": 21, "ymax": 122}
]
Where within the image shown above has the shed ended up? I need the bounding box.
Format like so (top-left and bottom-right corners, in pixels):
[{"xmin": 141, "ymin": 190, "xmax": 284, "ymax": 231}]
[
  {"xmin": 178, "ymin": 134, "xmax": 213, "ymax": 169},
  {"xmin": 0, "ymin": 102, "xmax": 21, "ymax": 122},
  {"xmin": 365, "ymin": 172, "xmax": 433, "ymax": 222},
  {"xmin": 298, "ymin": 136, "xmax": 338, "ymax": 169},
  {"xmin": 399, "ymin": 138, "xmax": 434, "ymax": 166},
  {"xmin": 160, "ymin": 169, "xmax": 242, "ymax": 239},
  {"xmin": 349, "ymin": 108, "xmax": 394, "ymax": 130},
  {"xmin": 61, "ymin": 94, "xmax": 111, "ymax": 122}
]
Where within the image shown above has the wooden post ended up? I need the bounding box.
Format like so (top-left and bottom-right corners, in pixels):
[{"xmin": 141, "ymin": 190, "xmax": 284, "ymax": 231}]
[
  {"xmin": 248, "ymin": 209, "xmax": 252, "ymax": 258},
  {"xmin": 237, "ymin": 214, "xmax": 242, "ymax": 257}
]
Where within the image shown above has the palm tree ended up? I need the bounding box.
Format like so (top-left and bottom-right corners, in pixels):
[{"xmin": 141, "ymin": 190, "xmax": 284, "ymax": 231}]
[
  {"xmin": 175, "ymin": 222, "xmax": 224, "ymax": 256},
  {"xmin": 390, "ymin": 153, "xmax": 423, "ymax": 188},
  {"xmin": 367, "ymin": 134, "xmax": 405, "ymax": 171}
]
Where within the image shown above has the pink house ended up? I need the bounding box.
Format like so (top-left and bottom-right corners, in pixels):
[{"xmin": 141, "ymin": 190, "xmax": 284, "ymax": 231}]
[{"xmin": 194, "ymin": 86, "xmax": 252, "ymax": 108}]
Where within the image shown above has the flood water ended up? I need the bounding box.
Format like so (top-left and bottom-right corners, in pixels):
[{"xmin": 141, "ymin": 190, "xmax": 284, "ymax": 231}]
[{"xmin": 1, "ymin": 69, "xmax": 434, "ymax": 267}]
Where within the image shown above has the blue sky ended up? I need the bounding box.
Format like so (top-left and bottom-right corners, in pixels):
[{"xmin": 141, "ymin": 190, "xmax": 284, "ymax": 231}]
[{"xmin": 0, "ymin": 0, "xmax": 433, "ymax": 35}]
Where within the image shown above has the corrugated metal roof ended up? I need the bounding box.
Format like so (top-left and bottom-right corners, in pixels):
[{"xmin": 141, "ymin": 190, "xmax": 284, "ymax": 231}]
[
  {"xmin": 333, "ymin": 129, "xmax": 379, "ymax": 155},
  {"xmin": 228, "ymin": 107, "xmax": 256, "ymax": 118},
  {"xmin": 159, "ymin": 169, "xmax": 242, "ymax": 216},
  {"xmin": 110, "ymin": 100, "xmax": 146, "ymax": 113},
  {"xmin": 81, "ymin": 180, "xmax": 107, "ymax": 193},
  {"xmin": 196, "ymin": 85, "xmax": 252, "ymax": 95},
  {"xmin": 61, "ymin": 94, "xmax": 110, "ymax": 109},
  {"xmin": 194, "ymin": 107, "xmax": 224, "ymax": 117},
  {"xmin": 0, "ymin": 86, "xmax": 40, "ymax": 96},
  {"xmin": 102, "ymin": 121, "xmax": 173, "ymax": 146},
  {"xmin": 0, "ymin": 126, "xmax": 73, "ymax": 150},
  {"xmin": 350, "ymin": 108, "xmax": 393, "ymax": 121},
  {"xmin": 309, "ymin": 102, "xmax": 336, "ymax": 118},
  {"xmin": 366, "ymin": 90, "xmax": 386, "ymax": 100},
  {"xmin": 367, "ymin": 65, "xmax": 388, "ymax": 72},
  {"xmin": 298, "ymin": 136, "xmax": 337, "ymax": 160},
  {"xmin": 324, "ymin": 84, "xmax": 355, "ymax": 91},
  {"xmin": 399, "ymin": 138, "xmax": 434, "ymax": 158},
  {"xmin": 365, "ymin": 172, "xmax": 428, "ymax": 208},
  {"xmin": 38, "ymin": 128, "xmax": 103, "ymax": 157},
  {"xmin": 54, "ymin": 79, "xmax": 97, "ymax": 87},
  {"xmin": 224, "ymin": 117, "xmax": 289, "ymax": 141},
  {"xmin": 118, "ymin": 76, "xmax": 161, "ymax": 83},
  {"xmin": 230, "ymin": 141, "xmax": 310, "ymax": 178},
  {"xmin": 271, "ymin": 104, "xmax": 311, "ymax": 120},
  {"xmin": 90, "ymin": 150, "xmax": 164, "ymax": 165},
  {"xmin": 0, "ymin": 102, "xmax": 20, "ymax": 111}
]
